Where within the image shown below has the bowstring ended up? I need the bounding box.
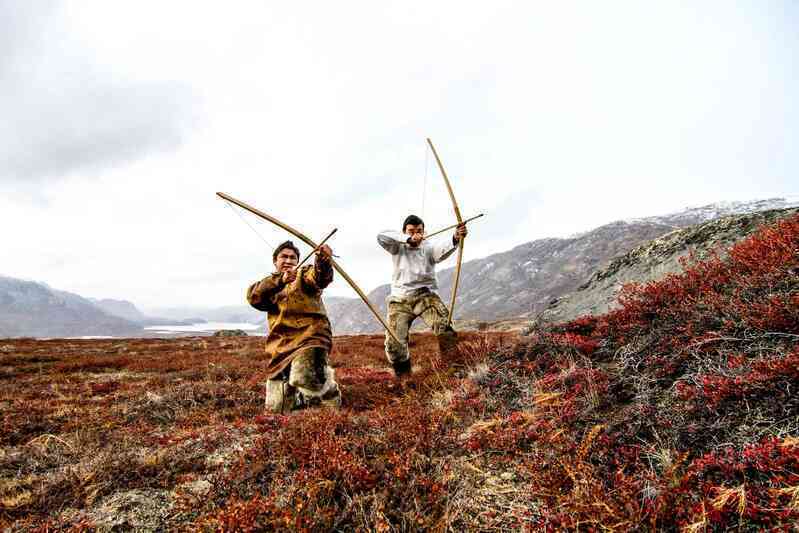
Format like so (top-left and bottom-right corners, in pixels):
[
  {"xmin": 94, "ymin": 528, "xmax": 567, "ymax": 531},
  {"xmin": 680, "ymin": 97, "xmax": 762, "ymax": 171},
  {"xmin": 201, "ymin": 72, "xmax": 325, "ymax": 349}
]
[
  {"xmin": 421, "ymin": 142, "xmax": 430, "ymax": 220},
  {"xmin": 221, "ymin": 199, "xmax": 276, "ymax": 251}
]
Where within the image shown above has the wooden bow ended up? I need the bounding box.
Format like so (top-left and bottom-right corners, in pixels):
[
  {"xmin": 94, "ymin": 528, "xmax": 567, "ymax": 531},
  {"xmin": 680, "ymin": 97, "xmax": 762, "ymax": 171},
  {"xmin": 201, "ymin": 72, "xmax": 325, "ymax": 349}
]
[
  {"xmin": 426, "ymin": 138, "xmax": 464, "ymax": 329},
  {"xmin": 217, "ymin": 192, "xmax": 401, "ymax": 344}
]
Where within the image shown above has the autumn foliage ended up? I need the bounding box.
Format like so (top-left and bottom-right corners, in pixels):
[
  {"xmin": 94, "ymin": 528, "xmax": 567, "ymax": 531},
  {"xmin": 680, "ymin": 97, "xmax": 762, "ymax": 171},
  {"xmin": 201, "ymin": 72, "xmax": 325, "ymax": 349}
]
[
  {"xmin": 1, "ymin": 213, "xmax": 797, "ymax": 530},
  {"xmin": 506, "ymin": 213, "xmax": 799, "ymax": 529}
]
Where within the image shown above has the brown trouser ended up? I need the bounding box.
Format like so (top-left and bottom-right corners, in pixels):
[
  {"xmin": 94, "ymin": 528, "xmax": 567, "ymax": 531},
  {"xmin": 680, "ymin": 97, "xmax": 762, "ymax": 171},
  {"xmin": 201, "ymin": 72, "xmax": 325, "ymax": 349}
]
[
  {"xmin": 265, "ymin": 346, "xmax": 341, "ymax": 413},
  {"xmin": 384, "ymin": 290, "xmax": 458, "ymax": 365}
]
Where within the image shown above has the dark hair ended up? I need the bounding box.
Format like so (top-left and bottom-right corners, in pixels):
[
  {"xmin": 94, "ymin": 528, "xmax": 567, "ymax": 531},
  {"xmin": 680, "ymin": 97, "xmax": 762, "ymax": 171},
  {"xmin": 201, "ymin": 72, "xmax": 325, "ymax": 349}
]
[
  {"xmin": 402, "ymin": 214, "xmax": 425, "ymax": 231},
  {"xmin": 272, "ymin": 240, "xmax": 300, "ymax": 262}
]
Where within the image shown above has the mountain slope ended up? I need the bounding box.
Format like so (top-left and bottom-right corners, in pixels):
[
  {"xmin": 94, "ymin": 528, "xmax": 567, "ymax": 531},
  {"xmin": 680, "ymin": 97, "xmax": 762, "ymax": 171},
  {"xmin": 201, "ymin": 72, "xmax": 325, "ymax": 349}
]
[
  {"xmin": 0, "ymin": 277, "xmax": 142, "ymax": 338},
  {"xmin": 89, "ymin": 298, "xmax": 148, "ymax": 323},
  {"xmin": 541, "ymin": 206, "xmax": 799, "ymax": 323}
]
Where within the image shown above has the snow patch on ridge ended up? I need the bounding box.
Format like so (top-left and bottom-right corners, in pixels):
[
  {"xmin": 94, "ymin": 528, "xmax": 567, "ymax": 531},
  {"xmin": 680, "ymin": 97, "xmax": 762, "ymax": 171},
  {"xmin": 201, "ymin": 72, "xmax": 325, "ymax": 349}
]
[
  {"xmin": 624, "ymin": 197, "xmax": 799, "ymax": 225},
  {"xmin": 478, "ymin": 262, "xmax": 495, "ymax": 276}
]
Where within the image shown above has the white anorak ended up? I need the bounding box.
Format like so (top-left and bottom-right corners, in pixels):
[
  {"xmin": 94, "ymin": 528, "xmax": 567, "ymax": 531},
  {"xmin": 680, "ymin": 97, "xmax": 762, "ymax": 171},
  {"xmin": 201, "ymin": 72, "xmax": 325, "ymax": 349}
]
[{"xmin": 377, "ymin": 230, "xmax": 459, "ymax": 300}]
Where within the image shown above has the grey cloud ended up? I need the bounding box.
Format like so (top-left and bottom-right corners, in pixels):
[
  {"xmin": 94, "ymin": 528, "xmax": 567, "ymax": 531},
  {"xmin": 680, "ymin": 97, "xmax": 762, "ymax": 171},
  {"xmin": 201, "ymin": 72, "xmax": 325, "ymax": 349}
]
[
  {"xmin": 1, "ymin": 81, "xmax": 195, "ymax": 182},
  {"xmin": 0, "ymin": 2, "xmax": 199, "ymax": 184}
]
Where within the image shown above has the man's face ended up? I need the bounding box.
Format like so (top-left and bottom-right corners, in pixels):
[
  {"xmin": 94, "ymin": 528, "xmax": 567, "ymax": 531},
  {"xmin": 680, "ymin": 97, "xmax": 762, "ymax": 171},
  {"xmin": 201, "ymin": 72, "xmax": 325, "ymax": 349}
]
[
  {"xmin": 404, "ymin": 223, "xmax": 424, "ymax": 246},
  {"xmin": 274, "ymin": 248, "xmax": 298, "ymax": 273}
]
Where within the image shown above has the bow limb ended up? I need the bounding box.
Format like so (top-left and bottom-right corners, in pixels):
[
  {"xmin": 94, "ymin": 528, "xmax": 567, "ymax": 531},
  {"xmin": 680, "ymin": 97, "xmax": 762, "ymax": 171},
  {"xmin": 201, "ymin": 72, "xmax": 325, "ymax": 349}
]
[
  {"xmin": 426, "ymin": 138, "xmax": 464, "ymax": 329},
  {"xmin": 217, "ymin": 192, "xmax": 401, "ymax": 345}
]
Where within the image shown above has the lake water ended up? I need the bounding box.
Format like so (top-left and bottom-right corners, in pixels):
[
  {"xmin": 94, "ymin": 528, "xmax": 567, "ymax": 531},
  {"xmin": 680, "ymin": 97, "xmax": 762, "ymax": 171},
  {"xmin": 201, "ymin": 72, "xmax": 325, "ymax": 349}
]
[{"xmin": 143, "ymin": 322, "xmax": 264, "ymax": 335}]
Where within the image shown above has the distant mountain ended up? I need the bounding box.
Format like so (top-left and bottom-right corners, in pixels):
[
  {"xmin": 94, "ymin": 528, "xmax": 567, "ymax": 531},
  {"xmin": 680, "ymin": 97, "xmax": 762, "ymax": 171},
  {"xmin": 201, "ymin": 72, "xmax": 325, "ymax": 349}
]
[
  {"xmin": 89, "ymin": 298, "xmax": 147, "ymax": 323},
  {"xmin": 540, "ymin": 207, "xmax": 799, "ymax": 323},
  {"xmin": 144, "ymin": 304, "xmax": 264, "ymax": 325},
  {"xmin": 0, "ymin": 277, "xmax": 142, "ymax": 338},
  {"xmin": 327, "ymin": 197, "xmax": 799, "ymax": 334},
  {"xmin": 90, "ymin": 298, "xmax": 203, "ymax": 327},
  {"xmin": 145, "ymin": 297, "xmax": 356, "ymax": 333}
]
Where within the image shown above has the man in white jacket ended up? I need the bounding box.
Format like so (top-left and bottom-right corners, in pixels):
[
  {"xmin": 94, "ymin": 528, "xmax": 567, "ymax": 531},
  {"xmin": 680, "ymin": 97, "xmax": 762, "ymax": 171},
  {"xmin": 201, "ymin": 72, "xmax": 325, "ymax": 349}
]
[{"xmin": 377, "ymin": 214, "xmax": 468, "ymax": 376}]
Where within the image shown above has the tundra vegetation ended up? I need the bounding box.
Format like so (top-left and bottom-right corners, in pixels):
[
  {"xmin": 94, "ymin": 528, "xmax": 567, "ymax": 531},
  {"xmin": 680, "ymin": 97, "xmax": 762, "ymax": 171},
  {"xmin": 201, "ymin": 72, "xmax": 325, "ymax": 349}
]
[{"xmin": 1, "ymin": 214, "xmax": 797, "ymax": 531}]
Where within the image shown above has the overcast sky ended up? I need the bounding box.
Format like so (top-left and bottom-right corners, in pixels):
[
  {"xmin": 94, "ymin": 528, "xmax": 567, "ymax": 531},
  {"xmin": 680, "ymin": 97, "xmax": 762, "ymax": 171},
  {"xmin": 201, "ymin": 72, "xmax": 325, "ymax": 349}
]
[{"xmin": 1, "ymin": 1, "xmax": 797, "ymax": 311}]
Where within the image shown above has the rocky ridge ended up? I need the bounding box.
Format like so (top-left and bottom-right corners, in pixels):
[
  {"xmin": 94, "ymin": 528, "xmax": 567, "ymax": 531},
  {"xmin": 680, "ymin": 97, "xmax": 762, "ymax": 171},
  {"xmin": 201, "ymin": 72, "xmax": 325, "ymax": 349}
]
[{"xmin": 540, "ymin": 207, "xmax": 799, "ymax": 323}]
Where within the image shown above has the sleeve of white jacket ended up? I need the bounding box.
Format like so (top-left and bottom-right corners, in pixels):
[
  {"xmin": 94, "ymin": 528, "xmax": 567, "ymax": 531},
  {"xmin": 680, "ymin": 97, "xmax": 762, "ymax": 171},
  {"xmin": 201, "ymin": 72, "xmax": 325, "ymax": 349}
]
[
  {"xmin": 429, "ymin": 234, "xmax": 459, "ymax": 264},
  {"xmin": 377, "ymin": 230, "xmax": 405, "ymax": 255}
]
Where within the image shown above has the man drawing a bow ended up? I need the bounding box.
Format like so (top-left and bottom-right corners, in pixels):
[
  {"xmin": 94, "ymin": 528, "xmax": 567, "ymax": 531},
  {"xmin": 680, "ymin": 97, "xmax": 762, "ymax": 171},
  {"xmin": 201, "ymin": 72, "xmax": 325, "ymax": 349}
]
[
  {"xmin": 377, "ymin": 215, "xmax": 467, "ymax": 377},
  {"xmin": 247, "ymin": 240, "xmax": 342, "ymax": 412}
]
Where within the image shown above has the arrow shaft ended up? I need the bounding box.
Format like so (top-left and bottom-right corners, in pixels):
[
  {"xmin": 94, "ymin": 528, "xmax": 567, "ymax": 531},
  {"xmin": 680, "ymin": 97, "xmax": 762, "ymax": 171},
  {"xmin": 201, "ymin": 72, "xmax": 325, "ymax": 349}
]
[
  {"xmin": 423, "ymin": 213, "xmax": 484, "ymax": 241},
  {"xmin": 295, "ymin": 228, "xmax": 337, "ymax": 270}
]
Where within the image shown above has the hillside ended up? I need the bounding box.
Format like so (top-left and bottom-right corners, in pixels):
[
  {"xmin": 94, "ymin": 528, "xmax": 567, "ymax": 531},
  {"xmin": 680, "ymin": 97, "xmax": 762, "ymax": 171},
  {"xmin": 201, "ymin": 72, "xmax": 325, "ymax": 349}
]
[
  {"xmin": 143, "ymin": 304, "xmax": 263, "ymax": 326},
  {"xmin": 1, "ymin": 213, "xmax": 797, "ymax": 530},
  {"xmin": 88, "ymin": 298, "xmax": 148, "ymax": 323},
  {"xmin": 329, "ymin": 198, "xmax": 799, "ymax": 334},
  {"xmin": 541, "ymin": 206, "xmax": 799, "ymax": 323},
  {"xmin": 0, "ymin": 277, "xmax": 141, "ymax": 338},
  {"xmin": 90, "ymin": 299, "xmax": 208, "ymax": 328}
]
